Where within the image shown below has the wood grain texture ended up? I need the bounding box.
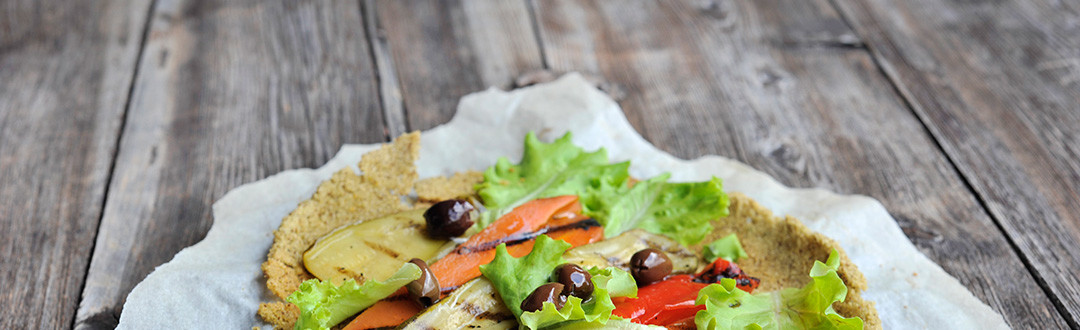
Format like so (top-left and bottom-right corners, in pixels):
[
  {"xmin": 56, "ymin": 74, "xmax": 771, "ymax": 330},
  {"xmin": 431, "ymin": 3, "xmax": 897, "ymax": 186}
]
[
  {"xmin": 369, "ymin": 0, "xmax": 544, "ymax": 130},
  {"xmin": 533, "ymin": 0, "xmax": 1068, "ymax": 328},
  {"xmin": 363, "ymin": 0, "xmax": 407, "ymax": 139},
  {"xmin": 830, "ymin": 0, "xmax": 1080, "ymax": 326},
  {"xmin": 0, "ymin": 0, "xmax": 151, "ymax": 328},
  {"xmin": 75, "ymin": 0, "xmax": 385, "ymax": 328}
]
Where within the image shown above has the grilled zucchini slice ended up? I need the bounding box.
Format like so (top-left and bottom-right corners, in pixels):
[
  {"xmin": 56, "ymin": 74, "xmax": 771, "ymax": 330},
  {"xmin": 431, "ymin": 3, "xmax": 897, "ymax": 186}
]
[{"xmin": 303, "ymin": 209, "xmax": 456, "ymax": 284}]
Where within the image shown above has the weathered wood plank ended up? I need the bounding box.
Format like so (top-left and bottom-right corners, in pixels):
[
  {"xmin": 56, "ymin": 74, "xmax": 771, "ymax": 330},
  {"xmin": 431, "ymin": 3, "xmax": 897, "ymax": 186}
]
[
  {"xmin": 0, "ymin": 0, "xmax": 151, "ymax": 329},
  {"xmin": 830, "ymin": 0, "xmax": 1080, "ymax": 326},
  {"xmin": 363, "ymin": 0, "xmax": 407, "ymax": 138},
  {"xmin": 533, "ymin": 0, "xmax": 1068, "ymax": 328},
  {"xmin": 75, "ymin": 0, "xmax": 385, "ymax": 328},
  {"xmin": 369, "ymin": 0, "xmax": 545, "ymax": 130}
]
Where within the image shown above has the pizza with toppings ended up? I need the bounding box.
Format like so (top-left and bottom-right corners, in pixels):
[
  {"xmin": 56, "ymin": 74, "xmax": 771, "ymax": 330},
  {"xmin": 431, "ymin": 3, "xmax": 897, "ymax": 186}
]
[{"xmin": 256, "ymin": 132, "xmax": 879, "ymax": 330}]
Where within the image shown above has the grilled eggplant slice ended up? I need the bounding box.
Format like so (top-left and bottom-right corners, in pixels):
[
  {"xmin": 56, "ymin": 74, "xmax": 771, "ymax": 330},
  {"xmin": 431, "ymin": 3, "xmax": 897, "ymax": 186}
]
[
  {"xmin": 563, "ymin": 229, "xmax": 700, "ymax": 274},
  {"xmin": 303, "ymin": 209, "xmax": 456, "ymax": 284},
  {"xmin": 403, "ymin": 277, "xmax": 517, "ymax": 329}
]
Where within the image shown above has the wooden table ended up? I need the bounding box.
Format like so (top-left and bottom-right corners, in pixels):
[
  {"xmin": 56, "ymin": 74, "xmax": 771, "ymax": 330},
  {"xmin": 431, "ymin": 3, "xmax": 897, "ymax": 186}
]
[{"xmin": 2, "ymin": 0, "xmax": 1078, "ymax": 328}]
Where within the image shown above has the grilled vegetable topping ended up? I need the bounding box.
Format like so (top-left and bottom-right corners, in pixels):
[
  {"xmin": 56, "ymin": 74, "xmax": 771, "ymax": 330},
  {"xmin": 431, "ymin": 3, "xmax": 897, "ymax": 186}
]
[
  {"xmin": 398, "ymin": 278, "xmax": 516, "ymax": 330},
  {"xmin": 303, "ymin": 209, "xmax": 453, "ymax": 285},
  {"xmin": 694, "ymin": 257, "xmax": 760, "ymax": 293},
  {"xmin": 428, "ymin": 195, "xmax": 598, "ymax": 291},
  {"xmin": 345, "ymin": 196, "xmax": 601, "ymax": 329},
  {"xmin": 563, "ymin": 229, "xmax": 700, "ymax": 274}
]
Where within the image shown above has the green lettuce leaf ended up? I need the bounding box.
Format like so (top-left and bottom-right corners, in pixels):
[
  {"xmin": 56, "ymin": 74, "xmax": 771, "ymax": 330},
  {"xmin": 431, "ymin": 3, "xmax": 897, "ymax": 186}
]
[
  {"xmin": 694, "ymin": 250, "xmax": 864, "ymax": 330},
  {"xmin": 286, "ymin": 263, "xmax": 422, "ymax": 330},
  {"xmin": 479, "ymin": 234, "xmax": 572, "ymax": 317},
  {"xmin": 588, "ymin": 175, "xmax": 729, "ymax": 245},
  {"xmin": 475, "ymin": 132, "xmax": 628, "ymax": 227},
  {"xmin": 702, "ymin": 233, "xmax": 748, "ymax": 262},
  {"xmin": 519, "ymin": 267, "xmax": 638, "ymax": 329},
  {"xmin": 476, "ymin": 132, "xmax": 729, "ymax": 245},
  {"xmin": 479, "ymin": 234, "xmax": 638, "ymax": 330}
]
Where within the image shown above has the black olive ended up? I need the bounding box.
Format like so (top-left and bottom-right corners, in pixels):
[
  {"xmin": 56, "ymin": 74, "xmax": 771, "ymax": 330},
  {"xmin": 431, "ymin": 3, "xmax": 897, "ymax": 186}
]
[
  {"xmin": 520, "ymin": 283, "xmax": 567, "ymax": 313},
  {"xmin": 629, "ymin": 248, "xmax": 673, "ymax": 286},
  {"xmin": 424, "ymin": 199, "xmax": 475, "ymax": 238},
  {"xmin": 406, "ymin": 258, "xmax": 441, "ymax": 307},
  {"xmin": 554, "ymin": 264, "xmax": 593, "ymax": 299}
]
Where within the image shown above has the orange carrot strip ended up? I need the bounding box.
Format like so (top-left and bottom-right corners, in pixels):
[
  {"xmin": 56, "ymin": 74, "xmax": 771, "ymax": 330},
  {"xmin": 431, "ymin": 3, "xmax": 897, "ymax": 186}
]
[
  {"xmin": 547, "ymin": 223, "xmax": 603, "ymax": 247},
  {"xmin": 343, "ymin": 297, "xmax": 421, "ymax": 330},
  {"xmin": 430, "ymin": 195, "xmax": 579, "ymax": 289},
  {"xmin": 461, "ymin": 195, "xmax": 579, "ymax": 249}
]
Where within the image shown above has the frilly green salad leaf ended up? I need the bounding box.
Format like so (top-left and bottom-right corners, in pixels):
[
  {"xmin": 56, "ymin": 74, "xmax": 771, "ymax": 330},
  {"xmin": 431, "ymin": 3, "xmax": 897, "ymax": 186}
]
[
  {"xmin": 519, "ymin": 267, "xmax": 637, "ymax": 329},
  {"xmin": 476, "ymin": 132, "xmax": 729, "ymax": 245},
  {"xmin": 588, "ymin": 175, "xmax": 728, "ymax": 245},
  {"xmin": 479, "ymin": 234, "xmax": 571, "ymax": 317},
  {"xmin": 694, "ymin": 250, "xmax": 864, "ymax": 330},
  {"xmin": 479, "ymin": 234, "xmax": 638, "ymax": 329},
  {"xmin": 702, "ymin": 233, "xmax": 748, "ymax": 263},
  {"xmin": 475, "ymin": 132, "xmax": 628, "ymax": 227},
  {"xmin": 286, "ymin": 263, "xmax": 422, "ymax": 330}
]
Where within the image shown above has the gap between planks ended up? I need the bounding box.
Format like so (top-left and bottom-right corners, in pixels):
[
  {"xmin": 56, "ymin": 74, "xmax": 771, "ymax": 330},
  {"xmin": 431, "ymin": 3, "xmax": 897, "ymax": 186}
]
[
  {"xmin": 361, "ymin": 0, "xmax": 408, "ymax": 141},
  {"xmin": 525, "ymin": 0, "xmax": 551, "ymax": 69},
  {"xmin": 73, "ymin": 0, "xmax": 158, "ymax": 329}
]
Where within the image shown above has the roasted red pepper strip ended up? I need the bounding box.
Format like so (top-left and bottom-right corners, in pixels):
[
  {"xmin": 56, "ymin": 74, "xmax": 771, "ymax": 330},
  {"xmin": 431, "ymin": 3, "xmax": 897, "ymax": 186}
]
[
  {"xmin": 612, "ymin": 258, "xmax": 761, "ymax": 326},
  {"xmin": 612, "ymin": 275, "xmax": 706, "ymax": 325},
  {"xmin": 695, "ymin": 258, "xmax": 760, "ymax": 293}
]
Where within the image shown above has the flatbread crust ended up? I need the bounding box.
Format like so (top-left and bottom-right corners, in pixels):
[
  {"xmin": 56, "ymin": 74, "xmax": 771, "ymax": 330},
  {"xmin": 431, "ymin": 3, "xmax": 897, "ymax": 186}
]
[
  {"xmin": 696, "ymin": 193, "xmax": 881, "ymax": 329},
  {"xmin": 415, "ymin": 171, "xmax": 485, "ymax": 203},
  {"xmin": 257, "ymin": 133, "xmax": 879, "ymax": 329}
]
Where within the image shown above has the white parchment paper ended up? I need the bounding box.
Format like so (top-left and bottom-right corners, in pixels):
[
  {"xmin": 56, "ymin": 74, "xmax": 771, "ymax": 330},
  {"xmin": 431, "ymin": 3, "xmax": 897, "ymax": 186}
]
[{"xmin": 118, "ymin": 73, "xmax": 1008, "ymax": 329}]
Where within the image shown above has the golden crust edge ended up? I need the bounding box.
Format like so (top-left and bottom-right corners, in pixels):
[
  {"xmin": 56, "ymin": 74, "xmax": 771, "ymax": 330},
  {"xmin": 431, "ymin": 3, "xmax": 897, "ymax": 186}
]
[{"xmin": 695, "ymin": 192, "xmax": 881, "ymax": 330}]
